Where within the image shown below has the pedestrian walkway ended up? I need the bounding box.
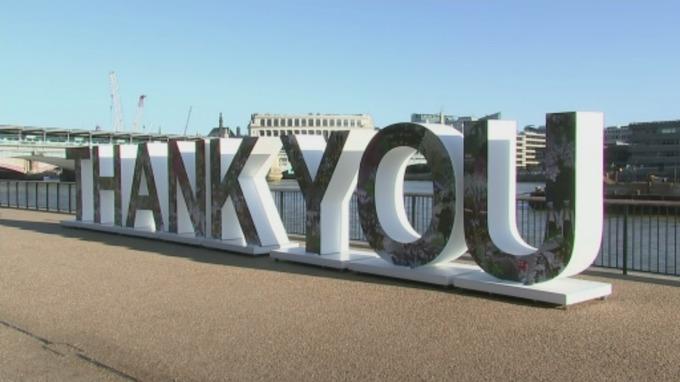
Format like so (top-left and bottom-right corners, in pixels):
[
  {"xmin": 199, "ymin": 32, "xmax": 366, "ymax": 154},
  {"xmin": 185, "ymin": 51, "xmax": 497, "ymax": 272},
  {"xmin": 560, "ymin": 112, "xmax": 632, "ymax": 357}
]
[{"xmin": 1, "ymin": 208, "xmax": 679, "ymax": 381}]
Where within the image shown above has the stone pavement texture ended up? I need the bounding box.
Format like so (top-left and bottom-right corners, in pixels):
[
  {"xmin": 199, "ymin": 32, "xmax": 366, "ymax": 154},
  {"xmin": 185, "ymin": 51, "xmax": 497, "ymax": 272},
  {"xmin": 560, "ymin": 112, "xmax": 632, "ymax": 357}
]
[{"xmin": 1, "ymin": 208, "xmax": 679, "ymax": 381}]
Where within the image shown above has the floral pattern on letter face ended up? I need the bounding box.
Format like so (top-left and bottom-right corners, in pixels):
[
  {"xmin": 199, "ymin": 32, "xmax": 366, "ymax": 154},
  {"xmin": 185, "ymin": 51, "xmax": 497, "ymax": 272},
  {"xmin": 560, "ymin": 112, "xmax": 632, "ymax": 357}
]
[
  {"xmin": 168, "ymin": 139, "xmax": 206, "ymax": 236},
  {"xmin": 282, "ymin": 132, "xmax": 349, "ymax": 254},
  {"xmin": 463, "ymin": 113, "xmax": 578, "ymax": 284},
  {"xmin": 357, "ymin": 123, "xmax": 456, "ymax": 267}
]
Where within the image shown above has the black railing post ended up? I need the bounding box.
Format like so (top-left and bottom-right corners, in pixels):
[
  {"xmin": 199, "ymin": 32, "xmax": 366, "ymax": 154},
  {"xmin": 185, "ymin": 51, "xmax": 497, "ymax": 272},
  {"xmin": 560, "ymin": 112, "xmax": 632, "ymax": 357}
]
[
  {"xmin": 46, "ymin": 183, "xmax": 50, "ymax": 211},
  {"xmin": 56, "ymin": 183, "xmax": 61, "ymax": 212},
  {"xmin": 35, "ymin": 182, "xmax": 38, "ymax": 209},
  {"xmin": 25, "ymin": 182, "xmax": 29, "ymax": 209},
  {"xmin": 15, "ymin": 181, "xmax": 19, "ymax": 207},
  {"xmin": 410, "ymin": 195, "xmax": 417, "ymax": 227},
  {"xmin": 623, "ymin": 205, "xmax": 629, "ymax": 275},
  {"xmin": 279, "ymin": 191, "xmax": 285, "ymax": 220},
  {"xmin": 68, "ymin": 184, "xmax": 72, "ymax": 213}
]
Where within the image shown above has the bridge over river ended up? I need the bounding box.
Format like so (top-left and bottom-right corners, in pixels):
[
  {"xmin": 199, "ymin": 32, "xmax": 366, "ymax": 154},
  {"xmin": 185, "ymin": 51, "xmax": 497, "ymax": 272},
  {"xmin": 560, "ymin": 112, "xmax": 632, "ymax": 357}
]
[{"xmin": 0, "ymin": 125, "xmax": 186, "ymax": 176}]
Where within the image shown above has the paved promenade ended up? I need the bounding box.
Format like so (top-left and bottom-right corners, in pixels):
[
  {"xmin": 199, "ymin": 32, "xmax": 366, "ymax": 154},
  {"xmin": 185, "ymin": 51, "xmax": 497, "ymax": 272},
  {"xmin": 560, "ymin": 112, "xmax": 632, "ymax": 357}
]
[{"xmin": 1, "ymin": 208, "xmax": 680, "ymax": 381}]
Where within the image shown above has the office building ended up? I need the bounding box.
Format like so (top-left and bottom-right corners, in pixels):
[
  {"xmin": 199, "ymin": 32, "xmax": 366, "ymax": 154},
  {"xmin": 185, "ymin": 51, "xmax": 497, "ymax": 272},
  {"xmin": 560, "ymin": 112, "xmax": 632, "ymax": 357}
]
[
  {"xmin": 248, "ymin": 113, "xmax": 374, "ymax": 139},
  {"xmin": 626, "ymin": 119, "xmax": 680, "ymax": 178},
  {"xmin": 516, "ymin": 125, "xmax": 546, "ymax": 170},
  {"xmin": 248, "ymin": 113, "xmax": 374, "ymax": 177},
  {"xmin": 604, "ymin": 126, "xmax": 631, "ymax": 146}
]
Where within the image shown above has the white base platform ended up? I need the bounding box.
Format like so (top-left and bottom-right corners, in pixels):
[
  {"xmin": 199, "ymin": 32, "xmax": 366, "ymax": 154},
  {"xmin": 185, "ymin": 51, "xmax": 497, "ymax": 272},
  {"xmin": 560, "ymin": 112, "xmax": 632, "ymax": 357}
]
[
  {"xmin": 60, "ymin": 219, "xmax": 613, "ymax": 305},
  {"xmin": 452, "ymin": 269, "xmax": 612, "ymax": 306},
  {"xmin": 343, "ymin": 255, "xmax": 611, "ymax": 305},
  {"xmin": 270, "ymin": 247, "xmax": 378, "ymax": 269},
  {"xmin": 347, "ymin": 256, "xmax": 480, "ymax": 286},
  {"xmin": 61, "ymin": 219, "xmax": 297, "ymax": 256}
]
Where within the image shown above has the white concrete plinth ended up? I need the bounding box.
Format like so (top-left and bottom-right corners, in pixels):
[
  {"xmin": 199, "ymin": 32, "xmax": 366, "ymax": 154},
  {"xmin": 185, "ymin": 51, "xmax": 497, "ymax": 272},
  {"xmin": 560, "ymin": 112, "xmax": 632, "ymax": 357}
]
[
  {"xmin": 270, "ymin": 246, "xmax": 378, "ymax": 269},
  {"xmin": 347, "ymin": 257, "xmax": 481, "ymax": 286},
  {"xmin": 61, "ymin": 220, "xmax": 297, "ymax": 256},
  {"xmin": 452, "ymin": 270, "xmax": 612, "ymax": 306}
]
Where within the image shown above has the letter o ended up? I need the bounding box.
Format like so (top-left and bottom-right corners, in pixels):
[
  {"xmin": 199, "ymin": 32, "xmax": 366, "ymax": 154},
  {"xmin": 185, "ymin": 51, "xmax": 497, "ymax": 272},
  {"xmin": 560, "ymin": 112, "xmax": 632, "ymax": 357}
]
[{"xmin": 356, "ymin": 123, "xmax": 466, "ymax": 267}]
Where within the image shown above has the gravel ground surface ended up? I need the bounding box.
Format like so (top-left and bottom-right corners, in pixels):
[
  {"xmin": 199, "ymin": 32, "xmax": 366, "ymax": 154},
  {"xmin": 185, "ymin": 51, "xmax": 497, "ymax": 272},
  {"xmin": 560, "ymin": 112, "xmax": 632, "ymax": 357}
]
[{"xmin": 1, "ymin": 208, "xmax": 680, "ymax": 381}]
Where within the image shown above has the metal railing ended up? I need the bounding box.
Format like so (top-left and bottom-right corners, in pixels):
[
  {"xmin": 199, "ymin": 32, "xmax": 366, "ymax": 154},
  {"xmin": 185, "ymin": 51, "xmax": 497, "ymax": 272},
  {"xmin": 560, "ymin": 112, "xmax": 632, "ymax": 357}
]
[
  {"xmin": 1, "ymin": 180, "xmax": 679, "ymax": 277},
  {"xmin": 264, "ymin": 191, "xmax": 680, "ymax": 277},
  {"xmin": 0, "ymin": 180, "xmax": 76, "ymax": 214},
  {"xmin": 515, "ymin": 196, "xmax": 680, "ymax": 276}
]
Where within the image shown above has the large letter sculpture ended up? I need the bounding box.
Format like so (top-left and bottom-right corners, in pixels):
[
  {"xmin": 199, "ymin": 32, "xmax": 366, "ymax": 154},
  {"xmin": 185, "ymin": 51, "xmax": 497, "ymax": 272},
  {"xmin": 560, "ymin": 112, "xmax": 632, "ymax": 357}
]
[
  {"xmin": 271, "ymin": 130, "xmax": 375, "ymax": 267},
  {"xmin": 210, "ymin": 137, "xmax": 289, "ymax": 250},
  {"xmin": 65, "ymin": 147, "xmax": 91, "ymax": 221},
  {"xmin": 64, "ymin": 138, "xmax": 291, "ymax": 256},
  {"xmin": 168, "ymin": 139, "xmax": 206, "ymax": 236},
  {"xmin": 463, "ymin": 112, "xmax": 603, "ymax": 284},
  {"xmin": 126, "ymin": 143, "xmax": 166, "ymax": 231},
  {"xmin": 92, "ymin": 145, "xmax": 122, "ymax": 225},
  {"xmin": 351, "ymin": 123, "xmax": 467, "ymax": 282},
  {"xmin": 60, "ymin": 112, "xmax": 611, "ymax": 304}
]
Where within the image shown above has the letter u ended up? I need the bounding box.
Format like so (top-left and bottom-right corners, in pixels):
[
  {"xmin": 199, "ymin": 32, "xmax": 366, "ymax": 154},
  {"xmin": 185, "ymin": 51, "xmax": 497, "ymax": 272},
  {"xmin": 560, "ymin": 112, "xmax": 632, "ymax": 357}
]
[{"xmin": 463, "ymin": 112, "xmax": 603, "ymax": 284}]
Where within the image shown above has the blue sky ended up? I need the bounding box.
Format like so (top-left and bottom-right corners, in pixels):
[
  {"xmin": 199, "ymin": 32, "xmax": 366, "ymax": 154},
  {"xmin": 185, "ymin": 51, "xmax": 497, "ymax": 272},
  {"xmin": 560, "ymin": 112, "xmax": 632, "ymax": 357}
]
[{"xmin": 1, "ymin": 0, "xmax": 679, "ymax": 134}]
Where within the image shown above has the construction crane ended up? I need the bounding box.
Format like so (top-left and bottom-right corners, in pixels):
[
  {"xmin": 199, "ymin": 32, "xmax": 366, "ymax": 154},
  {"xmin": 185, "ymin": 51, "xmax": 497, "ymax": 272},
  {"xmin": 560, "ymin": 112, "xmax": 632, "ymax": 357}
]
[
  {"xmin": 131, "ymin": 95, "xmax": 146, "ymax": 132},
  {"xmin": 109, "ymin": 71, "xmax": 124, "ymax": 132},
  {"xmin": 183, "ymin": 106, "xmax": 193, "ymax": 136},
  {"xmin": 109, "ymin": 71, "xmax": 147, "ymax": 132}
]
